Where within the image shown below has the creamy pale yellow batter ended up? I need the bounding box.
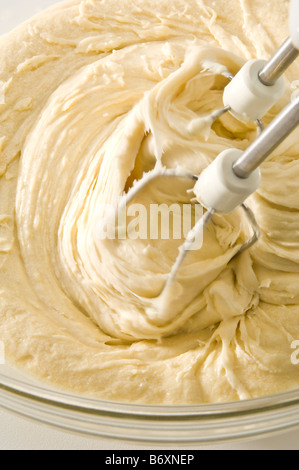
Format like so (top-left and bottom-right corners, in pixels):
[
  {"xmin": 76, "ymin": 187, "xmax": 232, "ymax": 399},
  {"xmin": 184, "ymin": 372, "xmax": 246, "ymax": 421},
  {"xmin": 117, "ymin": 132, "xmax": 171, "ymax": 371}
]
[{"xmin": 0, "ymin": 0, "xmax": 299, "ymax": 404}]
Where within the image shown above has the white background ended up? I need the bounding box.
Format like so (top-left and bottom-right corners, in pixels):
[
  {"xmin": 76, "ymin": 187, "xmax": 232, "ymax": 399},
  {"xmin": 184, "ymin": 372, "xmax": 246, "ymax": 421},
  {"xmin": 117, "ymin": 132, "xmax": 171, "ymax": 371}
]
[{"xmin": 0, "ymin": 0, "xmax": 298, "ymax": 450}]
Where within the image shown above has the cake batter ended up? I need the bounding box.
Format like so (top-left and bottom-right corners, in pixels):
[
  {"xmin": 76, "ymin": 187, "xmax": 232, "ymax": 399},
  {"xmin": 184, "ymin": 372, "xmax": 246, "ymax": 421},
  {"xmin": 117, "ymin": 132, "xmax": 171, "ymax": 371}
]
[{"xmin": 0, "ymin": 0, "xmax": 298, "ymax": 404}]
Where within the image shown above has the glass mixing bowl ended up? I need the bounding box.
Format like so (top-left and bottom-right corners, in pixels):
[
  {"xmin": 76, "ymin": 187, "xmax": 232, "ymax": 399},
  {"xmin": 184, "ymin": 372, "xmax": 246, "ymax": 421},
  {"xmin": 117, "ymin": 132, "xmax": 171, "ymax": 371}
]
[
  {"xmin": 0, "ymin": 364, "xmax": 299, "ymax": 445},
  {"xmin": 0, "ymin": 0, "xmax": 299, "ymax": 447}
]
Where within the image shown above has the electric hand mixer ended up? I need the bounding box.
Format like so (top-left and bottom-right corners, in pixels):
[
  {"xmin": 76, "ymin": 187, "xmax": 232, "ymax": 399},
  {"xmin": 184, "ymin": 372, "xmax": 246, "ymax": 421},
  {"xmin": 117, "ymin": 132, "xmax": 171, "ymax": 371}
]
[{"xmin": 121, "ymin": 0, "xmax": 299, "ymax": 315}]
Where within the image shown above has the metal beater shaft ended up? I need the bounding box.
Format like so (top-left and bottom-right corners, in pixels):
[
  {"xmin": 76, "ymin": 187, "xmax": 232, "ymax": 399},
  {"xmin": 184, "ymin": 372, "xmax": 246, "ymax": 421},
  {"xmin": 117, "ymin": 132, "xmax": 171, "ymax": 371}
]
[
  {"xmin": 259, "ymin": 37, "xmax": 299, "ymax": 87},
  {"xmin": 233, "ymin": 95, "xmax": 299, "ymax": 179}
]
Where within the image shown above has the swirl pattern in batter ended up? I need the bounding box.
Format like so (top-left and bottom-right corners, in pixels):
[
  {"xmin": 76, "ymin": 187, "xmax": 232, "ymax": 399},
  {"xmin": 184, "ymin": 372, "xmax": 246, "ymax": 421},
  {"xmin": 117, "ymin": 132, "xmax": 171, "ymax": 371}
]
[{"xmin": 0, "ymin": 0, "xmax": 298, "ymax": 404}]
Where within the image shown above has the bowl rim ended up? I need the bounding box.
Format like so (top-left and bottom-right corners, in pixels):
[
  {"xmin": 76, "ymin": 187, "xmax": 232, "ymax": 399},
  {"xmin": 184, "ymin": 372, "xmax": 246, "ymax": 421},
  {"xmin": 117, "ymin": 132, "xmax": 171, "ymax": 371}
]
[
  {"xmin": 1, "ymin": 367, "xmax": 299, "ymax": 444},
  {"xmin": 1, "ymin": 367, "xmax": 299, "ymax": 415}
]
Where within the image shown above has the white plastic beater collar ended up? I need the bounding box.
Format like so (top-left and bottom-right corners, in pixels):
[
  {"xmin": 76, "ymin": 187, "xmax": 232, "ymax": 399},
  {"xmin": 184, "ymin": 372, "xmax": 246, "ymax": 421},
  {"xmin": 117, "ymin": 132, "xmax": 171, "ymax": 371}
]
[
  {"xmin": 224, "ymin": 0, "xmax": 299, "ymax": 123},
  {"xmin": 193, "ymin": 149, "xmax": 261, "ymax": 214},
  {"xmin": 223, "ymin": 59, "xmax": 286, "ymax": 123}
]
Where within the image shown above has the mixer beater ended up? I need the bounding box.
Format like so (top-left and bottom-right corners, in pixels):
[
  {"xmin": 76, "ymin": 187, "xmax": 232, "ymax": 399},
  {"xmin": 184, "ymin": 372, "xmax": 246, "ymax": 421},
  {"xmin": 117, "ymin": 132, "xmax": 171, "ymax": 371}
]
[{"xmin": 119, "ymin": 0, "xmax": 299, "ymax": 310}]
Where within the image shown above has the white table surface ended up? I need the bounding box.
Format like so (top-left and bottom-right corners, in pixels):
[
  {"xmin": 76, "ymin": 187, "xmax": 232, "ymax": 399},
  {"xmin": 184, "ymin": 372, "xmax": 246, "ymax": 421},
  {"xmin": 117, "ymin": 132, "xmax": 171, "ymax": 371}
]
[{"xmin": 0, "ymin": 0, "xmax": 298, "ymax": 450}]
